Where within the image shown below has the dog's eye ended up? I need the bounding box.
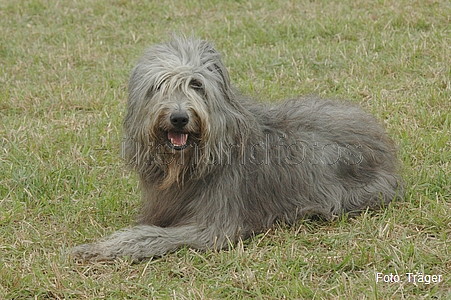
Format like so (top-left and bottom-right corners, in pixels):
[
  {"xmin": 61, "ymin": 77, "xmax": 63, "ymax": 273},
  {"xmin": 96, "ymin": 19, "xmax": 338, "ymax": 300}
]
[
  {"xmin": 152, "ymin": 80, "xmax": 165, "ymax": 93},
  {"xmin": 154, "ymin": 83, "xmax": 162, "ymax": 92},
  {"xmin": 189, "ymin": 80, "xmax": 203, "ymax": 91}
]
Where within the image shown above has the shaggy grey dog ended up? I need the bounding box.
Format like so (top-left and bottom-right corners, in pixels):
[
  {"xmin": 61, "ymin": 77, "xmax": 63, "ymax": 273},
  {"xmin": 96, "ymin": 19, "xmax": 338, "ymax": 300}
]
[{"xmin": 72, "ymin": 36, "xmax": 403, "ymax": 262}]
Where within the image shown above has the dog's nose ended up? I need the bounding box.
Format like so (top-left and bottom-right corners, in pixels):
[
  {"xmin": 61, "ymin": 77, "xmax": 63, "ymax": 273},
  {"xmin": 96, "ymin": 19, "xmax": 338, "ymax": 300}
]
[{"xmin": 170, "ymin": 112, "xmax": 189, "ymax": 128}]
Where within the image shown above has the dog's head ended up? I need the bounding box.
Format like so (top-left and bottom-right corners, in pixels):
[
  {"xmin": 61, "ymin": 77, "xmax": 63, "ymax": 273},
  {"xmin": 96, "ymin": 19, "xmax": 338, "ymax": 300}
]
[
  {"xmin": 123, "ymin": 35, "xmax": 251, "ymax": 186},
  {"xmin": 125, "ymin": 35, "xmax": 237, "ymax": 150}
]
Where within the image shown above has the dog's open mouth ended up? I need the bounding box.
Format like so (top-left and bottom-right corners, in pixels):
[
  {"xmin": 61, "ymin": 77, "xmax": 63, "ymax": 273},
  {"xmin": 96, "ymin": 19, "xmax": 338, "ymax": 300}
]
[{"xmin": 167, "ymin": 131, "xmax": 189, "ymax": 150}]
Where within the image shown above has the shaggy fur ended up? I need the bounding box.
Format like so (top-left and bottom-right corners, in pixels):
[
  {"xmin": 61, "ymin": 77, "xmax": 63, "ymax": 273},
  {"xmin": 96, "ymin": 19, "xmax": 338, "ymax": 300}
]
[{"xmin": 72, "ymin": 36, "xmax": 403, "ymax": 262}]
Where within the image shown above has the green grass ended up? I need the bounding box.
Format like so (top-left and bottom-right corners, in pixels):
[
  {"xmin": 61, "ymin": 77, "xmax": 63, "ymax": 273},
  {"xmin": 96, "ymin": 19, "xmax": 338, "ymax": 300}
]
[{"xmin": 1, "ymin": 0, "xmax": 450, "ymax": 298}]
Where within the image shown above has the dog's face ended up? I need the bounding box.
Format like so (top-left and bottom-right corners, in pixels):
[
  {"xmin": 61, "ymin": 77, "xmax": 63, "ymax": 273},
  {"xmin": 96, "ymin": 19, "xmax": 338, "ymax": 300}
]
[
  {"xmin": 150, "ymin": 80, "xmax": 206, "ymax": 152},
  {"xmin": 125, "ymin": 36, "xmax": 235, "ymax": 155}
]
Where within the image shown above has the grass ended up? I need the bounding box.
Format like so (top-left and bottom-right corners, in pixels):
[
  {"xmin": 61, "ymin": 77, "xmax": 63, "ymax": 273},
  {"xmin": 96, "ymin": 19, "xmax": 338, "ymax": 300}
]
[{"xmin": 1, "ymin": 0, "xmax": 450, "ymax": 298}]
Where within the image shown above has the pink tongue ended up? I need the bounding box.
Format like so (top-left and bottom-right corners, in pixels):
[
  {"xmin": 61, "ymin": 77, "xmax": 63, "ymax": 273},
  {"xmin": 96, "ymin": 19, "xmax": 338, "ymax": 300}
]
[{"xmin": 168, "ymin": 132, "xmax": 188, "ymax": 146}]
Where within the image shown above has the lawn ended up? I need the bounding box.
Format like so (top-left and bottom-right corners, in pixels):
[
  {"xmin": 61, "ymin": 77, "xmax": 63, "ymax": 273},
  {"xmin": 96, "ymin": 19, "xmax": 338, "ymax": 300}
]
[{"xmin": 1, "ymin": 0, "xmax": 450, "ymax": 298}]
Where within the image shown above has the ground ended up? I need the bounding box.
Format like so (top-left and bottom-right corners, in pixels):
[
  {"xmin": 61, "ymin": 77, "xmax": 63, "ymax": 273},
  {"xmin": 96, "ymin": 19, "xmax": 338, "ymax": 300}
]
[{"xmin": 1, "ymin": 0, "xmax": 450, "ymax": 298}]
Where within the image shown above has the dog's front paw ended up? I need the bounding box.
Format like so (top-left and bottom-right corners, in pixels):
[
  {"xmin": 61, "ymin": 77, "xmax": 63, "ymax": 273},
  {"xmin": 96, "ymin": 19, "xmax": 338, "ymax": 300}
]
[{"xmin": 71, "ymin": 243, "xmax": 117, "ymax": 262}]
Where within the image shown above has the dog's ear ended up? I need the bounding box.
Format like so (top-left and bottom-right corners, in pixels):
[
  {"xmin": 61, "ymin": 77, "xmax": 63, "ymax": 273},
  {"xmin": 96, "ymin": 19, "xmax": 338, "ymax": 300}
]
[
  {"xmin": 200, "ymin": 41, "xmax": 233, "ymax": 95},
  {"xmin": 213, "ymin": 62, "xmax": 228, "ymax": 89}
]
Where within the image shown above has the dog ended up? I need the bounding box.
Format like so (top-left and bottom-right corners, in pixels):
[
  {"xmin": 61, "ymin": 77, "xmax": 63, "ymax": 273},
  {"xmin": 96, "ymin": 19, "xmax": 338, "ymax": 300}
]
[{"xmin": 72, "ymin": 35, "xmax": 403, "ymax": 262}]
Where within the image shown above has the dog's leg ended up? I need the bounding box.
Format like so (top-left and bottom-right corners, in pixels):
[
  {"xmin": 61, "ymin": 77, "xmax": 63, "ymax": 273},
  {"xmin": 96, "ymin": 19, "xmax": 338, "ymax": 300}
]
[{"xmin": 71, "ymin": 224, "xmax": 221, "ymax": 262}]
